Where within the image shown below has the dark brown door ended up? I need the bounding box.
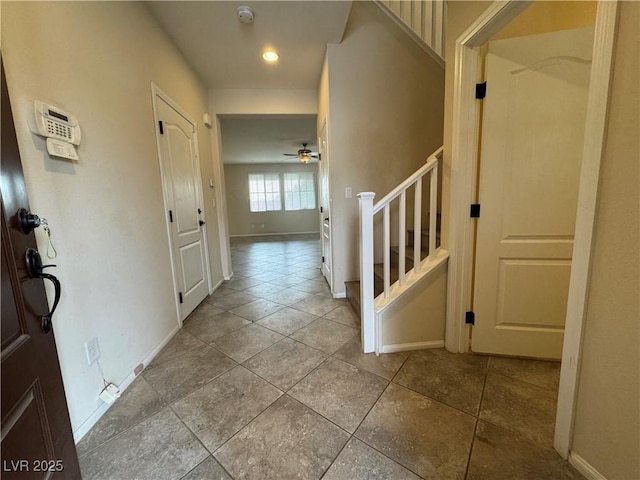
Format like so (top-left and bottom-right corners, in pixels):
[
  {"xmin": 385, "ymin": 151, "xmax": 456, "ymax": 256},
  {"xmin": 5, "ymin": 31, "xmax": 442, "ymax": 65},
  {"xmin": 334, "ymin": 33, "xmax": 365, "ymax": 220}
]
[{"xmin": 1, "ymin": 60, "xmax": 81, "ymax": 478}]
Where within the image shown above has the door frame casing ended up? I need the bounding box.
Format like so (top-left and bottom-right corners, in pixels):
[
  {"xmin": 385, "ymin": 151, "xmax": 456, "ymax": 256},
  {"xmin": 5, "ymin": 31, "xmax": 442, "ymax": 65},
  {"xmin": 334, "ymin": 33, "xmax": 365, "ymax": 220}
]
[
  {"xmin": 445, "ymin": 0, "xmax": 619, "ymax": 458},
  {"xmin": 318, "ymin": 118, "xmax": 334, "ymax": 292},
  {"xmin": 151, "ymin": 83, "xmax": 213, "ymax": 326}
]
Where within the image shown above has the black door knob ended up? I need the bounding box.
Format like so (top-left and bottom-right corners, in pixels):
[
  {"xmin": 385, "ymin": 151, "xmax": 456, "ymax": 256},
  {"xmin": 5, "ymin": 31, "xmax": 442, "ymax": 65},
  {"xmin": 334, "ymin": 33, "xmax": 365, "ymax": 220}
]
[{"xmin": 17, "ymin": 208, "xmax": 42, "ymax": 234}]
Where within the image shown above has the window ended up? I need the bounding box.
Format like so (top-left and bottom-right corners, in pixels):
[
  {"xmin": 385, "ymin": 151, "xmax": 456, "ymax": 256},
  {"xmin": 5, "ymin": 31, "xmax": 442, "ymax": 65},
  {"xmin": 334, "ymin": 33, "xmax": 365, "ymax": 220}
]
[
  {"xmin": 284, "ymin": 172, "xmax": 316, "ymax": 211},
  {"xmin": 249, "ymin": 174, "xmax": 281, "ymax": 212}
]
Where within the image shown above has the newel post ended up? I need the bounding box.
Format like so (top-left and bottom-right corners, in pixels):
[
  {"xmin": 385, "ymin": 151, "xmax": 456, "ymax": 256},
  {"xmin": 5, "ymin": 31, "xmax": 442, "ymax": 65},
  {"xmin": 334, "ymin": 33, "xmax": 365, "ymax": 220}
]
[{"xmin": 358, "ymin": 192, "xmax": 375, "ymax": 353}]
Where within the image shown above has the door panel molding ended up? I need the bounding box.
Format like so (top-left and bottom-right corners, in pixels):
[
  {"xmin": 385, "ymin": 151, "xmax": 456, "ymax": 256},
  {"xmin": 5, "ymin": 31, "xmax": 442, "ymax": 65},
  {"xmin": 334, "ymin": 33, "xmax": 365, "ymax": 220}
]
[
  {"xmin": 446, "ymin": 0, "xmax": 619, "ymax": 458},
  {"xmin": 495, "ymin": 258, "xmax": 572, "ymax": 329}
]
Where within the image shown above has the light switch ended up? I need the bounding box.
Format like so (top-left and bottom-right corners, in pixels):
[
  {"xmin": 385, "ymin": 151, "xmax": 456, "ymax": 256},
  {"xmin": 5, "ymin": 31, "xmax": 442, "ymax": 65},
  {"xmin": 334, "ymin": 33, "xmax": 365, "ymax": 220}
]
[{"xmin": 345, "ymin": 187, "xmax": 353, "ymax": 199}]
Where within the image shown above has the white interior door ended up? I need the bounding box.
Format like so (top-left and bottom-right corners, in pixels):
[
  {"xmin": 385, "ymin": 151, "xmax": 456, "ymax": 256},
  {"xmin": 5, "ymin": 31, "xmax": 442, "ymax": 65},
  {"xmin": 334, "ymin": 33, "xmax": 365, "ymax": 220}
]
[
  {"xmin": 155, "ymin": 92, "xmax": 210, "ymax": 322},
  {"xmin": 319, "ymin": 122, "xmax": 332, "ymax": 288},
  {"xmin": 472, "ymin": 27, "xmax": 593, "ymax": 359}
]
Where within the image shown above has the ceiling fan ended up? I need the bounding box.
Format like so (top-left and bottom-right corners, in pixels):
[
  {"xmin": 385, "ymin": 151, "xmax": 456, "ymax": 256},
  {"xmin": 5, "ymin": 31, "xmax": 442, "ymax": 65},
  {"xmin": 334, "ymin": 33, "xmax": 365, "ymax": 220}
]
[{"xmin": 283, "ymin": 143, "xmax": 318, "ymax": 164}]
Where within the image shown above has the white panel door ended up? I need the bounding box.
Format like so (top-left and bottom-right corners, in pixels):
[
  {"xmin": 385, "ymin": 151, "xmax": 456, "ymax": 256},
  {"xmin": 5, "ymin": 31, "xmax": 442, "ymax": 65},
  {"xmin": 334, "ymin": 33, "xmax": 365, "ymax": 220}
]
[
  {"xmin": 156, "ymin": 95, "xmax": 209, "ymax": 321},
  {"xmin": 472, "ymin": 27, "xmax": 593, "ymax": 359},
  {"xmin": 319, "ymin": 123, "xmax": 332, "ymax": 288}
]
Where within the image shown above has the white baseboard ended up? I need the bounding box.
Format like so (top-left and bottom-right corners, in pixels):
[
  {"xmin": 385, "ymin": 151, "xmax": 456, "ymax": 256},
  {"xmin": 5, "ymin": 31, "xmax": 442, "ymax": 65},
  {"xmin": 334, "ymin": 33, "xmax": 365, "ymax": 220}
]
[
  {"xmin": 229, "ymin": 231, "xmax": 320, "ymax": 238},
  {"xmin": 569, "ymin": 452, "xmax": 608, "ymax": 480},
  {"xmin": 332, "ymin": 291, "xmax": 346, "ymax": 299},
  {"xmin": 72, "ymin": 325, "xmax": 180, "ymax": 443},
  {"xmin": 381, "ymin": 340, "xmax": 444, "ymax": 354},
  {"xmin": 224, "ymin": 274, "xmax": 233, "ymax": 280},
  {"xmin": 210, "ymin": 277, "xmax": 224, "ymax": 294}
]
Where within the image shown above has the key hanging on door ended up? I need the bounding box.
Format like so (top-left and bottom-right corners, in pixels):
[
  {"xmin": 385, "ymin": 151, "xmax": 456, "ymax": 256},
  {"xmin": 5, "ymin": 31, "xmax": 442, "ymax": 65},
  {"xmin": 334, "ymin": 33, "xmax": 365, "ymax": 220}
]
[{"xmin": 41, "ymin": 218, "xmax": 58, "ymax": 259}]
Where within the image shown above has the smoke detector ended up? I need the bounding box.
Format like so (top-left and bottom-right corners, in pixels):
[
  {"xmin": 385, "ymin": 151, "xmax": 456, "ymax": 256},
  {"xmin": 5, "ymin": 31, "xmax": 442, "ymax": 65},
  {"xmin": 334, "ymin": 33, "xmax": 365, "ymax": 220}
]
[{"xmin": 237, "ymin": 6, "xmax": 255, "ymax": 24}]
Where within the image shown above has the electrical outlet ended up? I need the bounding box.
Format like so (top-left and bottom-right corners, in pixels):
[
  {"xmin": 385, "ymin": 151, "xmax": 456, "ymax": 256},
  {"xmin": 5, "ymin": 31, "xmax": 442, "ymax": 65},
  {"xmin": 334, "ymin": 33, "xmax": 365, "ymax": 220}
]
[{"xmin": 85, "ymin": 337, "xmax": 100, "ymax": 365}]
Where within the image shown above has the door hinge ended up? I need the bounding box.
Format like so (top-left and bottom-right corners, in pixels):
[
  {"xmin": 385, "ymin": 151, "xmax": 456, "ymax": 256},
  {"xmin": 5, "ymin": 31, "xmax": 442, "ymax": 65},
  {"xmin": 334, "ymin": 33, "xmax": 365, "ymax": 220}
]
[
  {"xmin": 197, "ymin": 208, "xmax": 202, "ymax": 214},
  {"xmin": 179, "ymin": 292, "xmax": 183, "ymax": 304},
  {"xmin": 475, "ymin": 82, "xmax": 487, "ymax": 99},
  {"xmin": 169, "ymin": 210, "xmax": 174, "ymax": 223},
  {"xmin": 318, "ymin": 153, "xmax": 322, "ymax": 161},
  {"xmin": 320, "ymin": 206, "xmax": 323, "ymax": 213},
  {"xmin": 470, "ymin": 204, "xmax": 481, "ymax": 218},
  {"xmin": 158, "ymin": 121, "xmax": 164, "ymax": 134},
  {"xmin": 322, "ymin": 256, "xmax": 325, "ymax": 263},
  {"xmin": 465, "ymin": 311, "xmax": 475, "ymax": 325}
]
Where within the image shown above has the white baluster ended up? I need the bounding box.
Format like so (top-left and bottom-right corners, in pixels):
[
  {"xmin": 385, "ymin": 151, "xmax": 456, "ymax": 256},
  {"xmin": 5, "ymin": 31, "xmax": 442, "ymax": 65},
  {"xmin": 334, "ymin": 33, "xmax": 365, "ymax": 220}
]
[
  {"xmin": 424, "ymin": 0, "xmax": 434, "ymax": 49},
  {"xmin": 399, "ymin": 191, "xmax": 406, "ymax": 286},
  {"xmin": 414, "ymin": 177, "xmax": 422, "ymax": 272},
  {"xmin": 429, "ymin": 162, "xmax": 438, "ymax": 259},
  {"xmin": 358, "ymin": 192, "xmax": 376, "ymax": 353},
  {"xmin": 433, "ymin": 0, "xmax": 444, "ymax": 57},
  {"xmin": 412, "ymin": 0, "xmax": 422, "ymax": 40},
  {"xmin": 383, "ymin": 204, "xmax": 391, "ymax": 297}
]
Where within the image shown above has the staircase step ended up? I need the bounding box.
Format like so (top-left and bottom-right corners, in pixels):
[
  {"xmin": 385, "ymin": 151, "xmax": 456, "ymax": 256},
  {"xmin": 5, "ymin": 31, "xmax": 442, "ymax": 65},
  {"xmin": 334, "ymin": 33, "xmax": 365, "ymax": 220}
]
[
  {"xmin": 346, "ymin": 275, "xmax": 386, "ymax": 316},
  {"xmin": 407, "ymin": 230, "xmax": 441, "ymax": 249},
  {"xmin": 374, "ymin": 263, "xmax": 400, "ymax": 292},
  {"xmin": 390, "ymin": 245, "xmax": 429, "ymax": 271},
  {"xmin": 406, "ymin": 228, "xmax": 442, "ymax": 238}
]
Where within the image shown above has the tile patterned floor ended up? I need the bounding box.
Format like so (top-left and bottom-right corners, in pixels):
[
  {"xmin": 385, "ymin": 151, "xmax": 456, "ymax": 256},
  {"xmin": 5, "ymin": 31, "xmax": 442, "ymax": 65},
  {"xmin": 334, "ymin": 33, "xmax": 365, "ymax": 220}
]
[{"xmin": 78, "ymin": 234, "xmax": 584, "ymax": 480}]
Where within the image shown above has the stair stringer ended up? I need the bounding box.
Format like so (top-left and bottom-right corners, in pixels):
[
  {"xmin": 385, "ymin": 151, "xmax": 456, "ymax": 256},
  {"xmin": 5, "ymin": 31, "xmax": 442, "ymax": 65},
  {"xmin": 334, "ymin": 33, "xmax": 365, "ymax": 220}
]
[{"xmin": 374, "ymin": 250, "xmax": 448, "ymax": 354}]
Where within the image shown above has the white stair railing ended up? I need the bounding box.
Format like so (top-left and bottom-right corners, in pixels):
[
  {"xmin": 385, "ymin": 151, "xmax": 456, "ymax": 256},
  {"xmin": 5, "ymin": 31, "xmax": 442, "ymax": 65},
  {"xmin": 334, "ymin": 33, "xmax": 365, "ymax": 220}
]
[
  {"xmin": 374, "ymin": 0, "xmax": 446, "ymax": 63},
  {"xmin": 358, "ymin": 146, "xmax": 443, "ymax": 353}
]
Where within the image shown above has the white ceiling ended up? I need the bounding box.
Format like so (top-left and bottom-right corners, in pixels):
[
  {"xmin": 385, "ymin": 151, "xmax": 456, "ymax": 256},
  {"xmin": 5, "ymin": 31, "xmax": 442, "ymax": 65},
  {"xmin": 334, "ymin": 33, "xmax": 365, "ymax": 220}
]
[
  {"xmin": 219, "ymin": 115, "xmax": 318, "ymax": 164},
  {"xmin": 148, "ymin": 2, "xmax": 350, "ymax": 164},
  {"xmin": 147, "ymin": 1, "xmax": 353, "ymax": 90}
]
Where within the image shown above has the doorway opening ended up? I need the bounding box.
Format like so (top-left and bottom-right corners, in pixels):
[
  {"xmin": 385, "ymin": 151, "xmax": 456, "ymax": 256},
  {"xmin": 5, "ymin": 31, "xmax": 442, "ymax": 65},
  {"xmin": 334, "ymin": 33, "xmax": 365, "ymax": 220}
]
[
  {"xmin": 447, "ymin": 0, "xmax": 618, "ymax": 459},
  {"xmin": 217, "ymin": 114, "xmax": 329, "ymax": 289},
  {"xmin": 471, "ymin": 10, "xmax": 596, "ymax": 359}
]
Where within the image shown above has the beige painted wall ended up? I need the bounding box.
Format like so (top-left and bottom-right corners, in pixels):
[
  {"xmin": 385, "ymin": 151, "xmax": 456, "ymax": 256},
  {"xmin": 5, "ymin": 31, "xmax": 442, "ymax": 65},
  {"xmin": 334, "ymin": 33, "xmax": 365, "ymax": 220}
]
[
  {"xmin": 571, "ymin": 2, "xmax": 640, "ymax": 478},
  {"xmin": 381, "ymin": 262, "xmax": 448, "ymax": 348},
  {"xmin": 491, "ymin": 1, "xmax": 597, "ymax": 41},
  {"xmin": 225, "ymin": 163, "xmax": 320, "ymax": 236},
  {"xmin": 323, "ymin": 1, "xmax": 445, "ymax": 295},
  {"xmin": 1, "ymin": 2, "xmax": 222, "ymax": 436},
  {"xmin": 318, "ymin": 56, "xmax": 330, "ymax": 134},
  {"xmin": 210, "ymin": 89, "xmax": 318, "ymax": 116}
]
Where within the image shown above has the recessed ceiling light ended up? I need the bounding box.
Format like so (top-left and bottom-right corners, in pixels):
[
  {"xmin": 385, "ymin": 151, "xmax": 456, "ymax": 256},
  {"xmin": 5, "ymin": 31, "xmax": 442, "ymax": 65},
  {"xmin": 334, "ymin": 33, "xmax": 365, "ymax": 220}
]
[{"xmin": 262, "ymin": 50, "xmax": 279, "ymax": 62}]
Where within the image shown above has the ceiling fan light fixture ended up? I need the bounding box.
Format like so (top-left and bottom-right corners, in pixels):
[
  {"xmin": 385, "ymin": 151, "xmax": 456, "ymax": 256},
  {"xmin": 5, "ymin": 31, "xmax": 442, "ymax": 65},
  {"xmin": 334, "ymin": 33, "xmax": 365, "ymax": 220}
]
[
  {"xmin": 283, "ymin": 143, "xmax": 316, "ymax": 163},
  {"xmin": 262, "ymin": 50, "xmax": 279, "ymax": 62},
  {"xmin": 299, "ymin": 152, "xmax": 311, "ymax": 163}
]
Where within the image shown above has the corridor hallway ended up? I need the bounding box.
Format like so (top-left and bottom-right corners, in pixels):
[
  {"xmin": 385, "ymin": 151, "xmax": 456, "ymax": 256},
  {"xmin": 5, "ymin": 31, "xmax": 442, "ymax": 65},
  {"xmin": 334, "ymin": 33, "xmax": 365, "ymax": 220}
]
[{"xmin": 77, "ymin": 234, "xmax": 582, "ymax": 480}]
